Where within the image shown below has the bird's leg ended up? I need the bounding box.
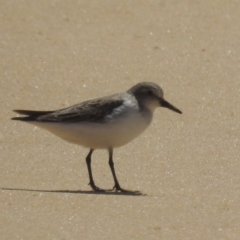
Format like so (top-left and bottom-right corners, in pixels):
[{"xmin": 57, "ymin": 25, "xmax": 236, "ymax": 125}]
[
  {"xmin": 86, "ymin": 149, "xmax": 105, "ymax": 192},
  {"xmin": 108, "ymin": 148, "xmax": 129, "ymax": 192},
  {"xmin": 108, "ymin": 149, "xmax": 141, "ymax": 194}
]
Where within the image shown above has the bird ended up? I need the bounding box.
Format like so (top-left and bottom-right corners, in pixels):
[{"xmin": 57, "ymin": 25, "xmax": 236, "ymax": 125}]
[{"xmin": 12, "ymin": 82, "xmax": 182, "ymax": 193}]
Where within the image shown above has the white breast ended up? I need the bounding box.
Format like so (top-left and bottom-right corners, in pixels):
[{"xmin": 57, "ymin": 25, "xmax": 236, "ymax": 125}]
[{"xmin": 30, "ymin": 99, "xmax": 153, "ymax": 149}]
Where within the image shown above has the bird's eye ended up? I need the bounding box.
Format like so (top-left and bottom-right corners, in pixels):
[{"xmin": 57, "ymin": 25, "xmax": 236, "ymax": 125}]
[{"xmin": 147, "ymin": 90, "xmax": 153, "ymax": 96}]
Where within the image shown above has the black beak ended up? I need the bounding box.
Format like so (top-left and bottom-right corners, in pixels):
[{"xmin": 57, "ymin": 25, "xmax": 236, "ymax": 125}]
[{"xmin": 160, "ymin": 98, "xmax": 182, "ymax": 114}]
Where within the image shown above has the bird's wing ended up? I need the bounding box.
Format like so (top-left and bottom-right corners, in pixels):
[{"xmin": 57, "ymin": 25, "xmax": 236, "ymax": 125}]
[{"xmin": 13, "ymin": 95, "xmax": 124, "ymax": 123}]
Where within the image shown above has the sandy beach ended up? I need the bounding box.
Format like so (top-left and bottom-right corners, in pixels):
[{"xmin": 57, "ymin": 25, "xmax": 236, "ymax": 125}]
[{"xmin": 1, "ymin": 1, "xmax": 240, "ymax": 239}]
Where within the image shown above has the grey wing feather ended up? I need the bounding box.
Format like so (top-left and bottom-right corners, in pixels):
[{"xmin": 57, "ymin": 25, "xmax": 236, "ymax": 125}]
[
  {"xmin": 36, "ymin": 96, "xmax": 124, "ymax": 123},
  {"xmin": 12, "ymin": 110, "xmax": 54, "ymax": 121}
]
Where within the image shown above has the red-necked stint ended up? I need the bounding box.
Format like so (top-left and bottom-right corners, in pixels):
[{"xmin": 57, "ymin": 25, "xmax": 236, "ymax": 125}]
[{"xmin": 12, "ymin": 82, "xmax": 182, "ymax": 193}]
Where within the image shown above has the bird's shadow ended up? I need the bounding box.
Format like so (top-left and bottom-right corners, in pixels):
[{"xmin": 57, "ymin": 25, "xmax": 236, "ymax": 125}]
[{"xmin": 1, "ymin": 187, "xmax": 146, "ymax": 196}]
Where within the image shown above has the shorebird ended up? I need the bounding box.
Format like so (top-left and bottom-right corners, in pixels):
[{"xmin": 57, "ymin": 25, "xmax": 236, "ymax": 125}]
[{"xmin": 12, "ymin": 82, "xmax": 182, "ymax": 193}]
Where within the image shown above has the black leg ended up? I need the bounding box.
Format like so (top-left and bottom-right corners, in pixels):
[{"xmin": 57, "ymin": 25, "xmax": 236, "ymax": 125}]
[
  {"xmin": 108, "ymin": 148, "xmax": 121, "ymax": 191},
  {"xmin": 108, "ymin": 148, "xmax": 134, "ymax": 193},
  {"xmin": 86, "ymin": 149, "xmax": 105, "ymax": 192},
  {"xmin": 108, "ymin": 148, "xmax": 141, "ymax": 194}
]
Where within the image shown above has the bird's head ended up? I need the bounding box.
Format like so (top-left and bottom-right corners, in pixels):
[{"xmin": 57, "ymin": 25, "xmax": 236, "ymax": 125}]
[{"xmin": 128, "ymin": 82, "xmax": 182, "ymax": 114}]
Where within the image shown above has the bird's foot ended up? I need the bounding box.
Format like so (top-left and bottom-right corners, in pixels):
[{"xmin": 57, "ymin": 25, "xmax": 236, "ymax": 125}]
[
  {"xmin": 113, "ymin": 183, "xmax": 141, "ymax": 194},
  {"xmin": 89, "ymin": 182, "xmax": 106, "ymax": 192}
]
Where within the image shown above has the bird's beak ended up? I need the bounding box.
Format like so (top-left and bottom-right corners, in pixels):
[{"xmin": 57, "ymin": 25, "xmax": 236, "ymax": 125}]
[{"xmin": 159, "ymin": 98, "xmax": 182, "ymax": 114}]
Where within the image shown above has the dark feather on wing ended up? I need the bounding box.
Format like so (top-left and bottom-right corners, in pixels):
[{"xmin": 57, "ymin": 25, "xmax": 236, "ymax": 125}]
[{"xmin": 12, "ymin": 96, "xmax": 124, "ymax": 123}]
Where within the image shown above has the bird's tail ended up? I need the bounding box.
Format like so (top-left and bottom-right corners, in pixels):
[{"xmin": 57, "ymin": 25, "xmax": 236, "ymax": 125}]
[{"xmin": 11, "ymin": 110, "xmax": 54, "ymax": 121}]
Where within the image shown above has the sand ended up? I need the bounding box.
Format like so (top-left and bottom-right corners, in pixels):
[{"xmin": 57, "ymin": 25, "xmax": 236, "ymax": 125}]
[{"xmin": 1, "ymin": 0, "xmax": 240, "ymax": 239}]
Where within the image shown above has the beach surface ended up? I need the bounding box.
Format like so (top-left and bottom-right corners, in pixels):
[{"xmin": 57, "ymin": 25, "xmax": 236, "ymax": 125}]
[{"xmin": 1, "ymin": 1, "xmax": 240, "ymax": 239}]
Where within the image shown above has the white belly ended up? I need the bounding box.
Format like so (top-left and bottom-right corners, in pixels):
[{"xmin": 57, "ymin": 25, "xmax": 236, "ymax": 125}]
[{"xmin": 31, "ymin": 111, "xmax": 152, "ymax": 149}]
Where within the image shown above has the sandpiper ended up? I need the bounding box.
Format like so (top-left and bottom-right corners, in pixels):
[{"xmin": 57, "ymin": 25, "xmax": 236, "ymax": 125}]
[{"xmin": 12, "ymin": 82, "xmax": 182, "ymax": 193}]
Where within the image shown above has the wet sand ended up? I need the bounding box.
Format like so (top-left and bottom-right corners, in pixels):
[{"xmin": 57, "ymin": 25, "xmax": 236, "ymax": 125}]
[{"xmin": 1, "ymin": 1, "xmax": 240, "ymax": 239}]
